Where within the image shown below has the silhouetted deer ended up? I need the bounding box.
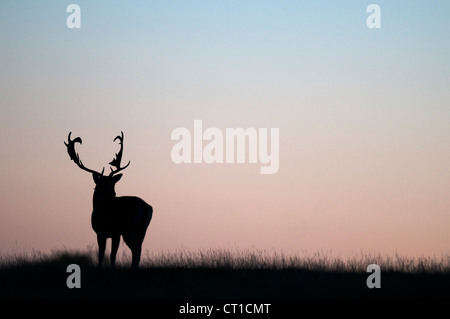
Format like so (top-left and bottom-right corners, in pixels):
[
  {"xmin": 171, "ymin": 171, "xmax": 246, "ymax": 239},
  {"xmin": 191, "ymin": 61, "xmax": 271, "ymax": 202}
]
[{"xmin": 65, "ymin": 132, "xmax": 153, "ymax": 268}]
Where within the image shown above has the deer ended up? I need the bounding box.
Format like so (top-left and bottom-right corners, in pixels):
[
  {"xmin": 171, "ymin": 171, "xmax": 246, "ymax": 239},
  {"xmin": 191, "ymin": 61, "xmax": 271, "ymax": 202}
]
[{"xmin": 65, "ymin": 131, "xmax": 153, "ymax": 268}]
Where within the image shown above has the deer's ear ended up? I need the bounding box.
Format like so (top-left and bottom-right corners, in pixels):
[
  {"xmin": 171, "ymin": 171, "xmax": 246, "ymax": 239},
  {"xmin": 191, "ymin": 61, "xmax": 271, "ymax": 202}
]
[
  {"xmin": 113, "ymin": 174, "xmax": 123, "ymax": 183},
  {"xmin": 93, "ymin": 173, "xmax": 101, "ymax": 184}
]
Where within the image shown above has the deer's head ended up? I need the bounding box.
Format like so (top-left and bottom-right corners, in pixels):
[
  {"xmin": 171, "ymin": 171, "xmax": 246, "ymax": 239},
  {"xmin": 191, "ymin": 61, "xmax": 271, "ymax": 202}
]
[{"xmin": 65, "ymin": 132, "xmax": 130, "ymax": 198}]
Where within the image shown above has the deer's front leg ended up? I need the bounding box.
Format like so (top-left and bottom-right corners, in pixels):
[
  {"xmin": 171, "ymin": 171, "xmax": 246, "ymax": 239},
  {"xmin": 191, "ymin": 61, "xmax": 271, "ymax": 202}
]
[{"xmin": 97, "ymin": 235, "xmax": 106, "ymax": 268}]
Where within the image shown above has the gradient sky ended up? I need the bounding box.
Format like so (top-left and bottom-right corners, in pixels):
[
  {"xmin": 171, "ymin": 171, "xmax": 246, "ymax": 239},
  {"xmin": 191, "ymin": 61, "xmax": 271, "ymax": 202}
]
[{"xmin": 1, "ymin": 1, "xmax": 450, "ymax": 259}]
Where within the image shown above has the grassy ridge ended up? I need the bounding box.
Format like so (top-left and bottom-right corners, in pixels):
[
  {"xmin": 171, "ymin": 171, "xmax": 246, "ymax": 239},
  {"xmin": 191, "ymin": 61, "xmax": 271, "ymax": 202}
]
[{"xmin": 0, "ymin": 248, "xmax": 449, "ymax": 298}]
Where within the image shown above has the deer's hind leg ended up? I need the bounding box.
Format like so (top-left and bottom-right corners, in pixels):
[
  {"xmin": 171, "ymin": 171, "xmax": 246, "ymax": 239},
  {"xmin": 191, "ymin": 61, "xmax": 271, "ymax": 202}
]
[
  {"xmin": 123, "ymin": 233, "xmax": 142, "ymax": 269},
  {"xmin": 110, "ymin": 235, "xmax": 120, "ymax": 267},
  {"xmin": 97, "ymin": 235, "xmax": 106, "ymax": 268}
]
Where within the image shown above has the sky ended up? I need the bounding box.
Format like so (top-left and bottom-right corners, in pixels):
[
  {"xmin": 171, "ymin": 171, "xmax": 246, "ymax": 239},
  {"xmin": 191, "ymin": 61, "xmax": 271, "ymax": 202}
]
[{"xmin": 1, "ymin": 1, "xmax": 450, "ymax": 259}]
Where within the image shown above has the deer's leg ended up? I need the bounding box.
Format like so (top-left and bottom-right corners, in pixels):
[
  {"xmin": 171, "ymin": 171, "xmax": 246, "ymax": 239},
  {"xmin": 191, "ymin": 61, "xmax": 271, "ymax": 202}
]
[
  {"xmin": 131, "ymin": 245, "xmax": 142, "ymax": 269},
  {"xmin": 97, "ymin": 235, "xmax": 106, "ymax": 268},
  {"xmin": 110, "ymin": 235, "xmax": 120, "ymax": 267},
  {"xmin": 123, "ymin": 234, "xmax": 141, "ymax": 269}
]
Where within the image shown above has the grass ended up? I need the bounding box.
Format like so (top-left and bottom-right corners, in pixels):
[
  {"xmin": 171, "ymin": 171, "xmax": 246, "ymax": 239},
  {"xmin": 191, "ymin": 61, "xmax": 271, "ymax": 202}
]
[
  {"xmin": 141, "ymin": 248, "xmax": 450, "ymax": 273},
  {"xmin": 0, "ymin": 247, "xmax": 449, "ymax": 298},
  {"xmin": 2, "ymin": 246, "xmax": 450, "ymax": 273}
]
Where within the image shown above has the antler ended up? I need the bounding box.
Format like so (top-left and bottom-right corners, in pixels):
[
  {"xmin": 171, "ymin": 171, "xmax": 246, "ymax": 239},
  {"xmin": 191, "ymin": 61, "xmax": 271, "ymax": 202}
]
[
  {"xmin": 65, "ymin": 132, "xmax": 104, "ymax": 176},
  {"xmin": 108, "ymin": 131, "xmax": 130, "ymax": 176}
]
